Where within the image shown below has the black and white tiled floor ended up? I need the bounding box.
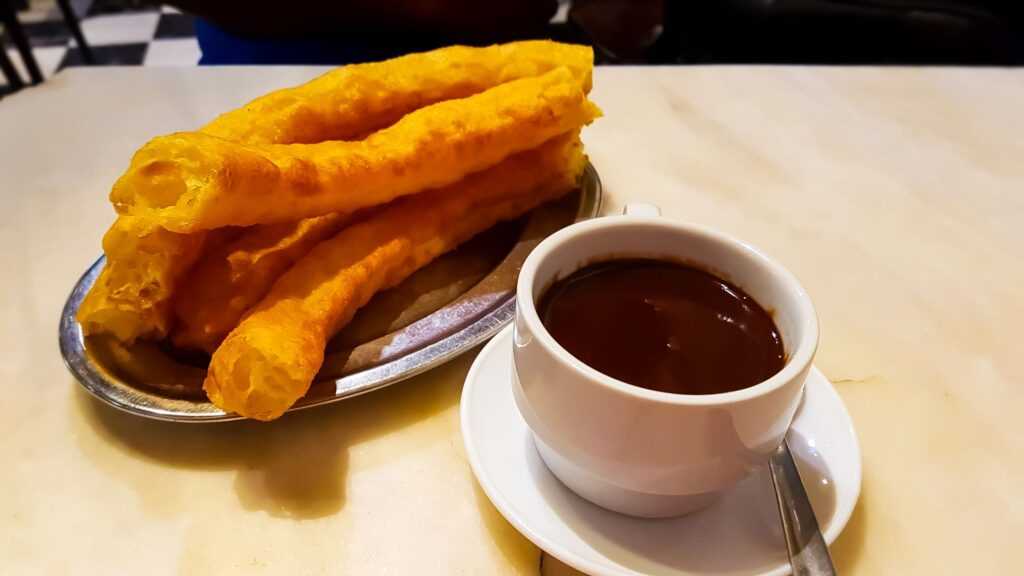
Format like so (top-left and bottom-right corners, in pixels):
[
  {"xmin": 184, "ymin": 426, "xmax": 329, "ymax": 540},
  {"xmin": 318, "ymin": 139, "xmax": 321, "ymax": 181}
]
[{"xmin": 2, "ymin": 1, "xmax": 199, "ymax": 95}]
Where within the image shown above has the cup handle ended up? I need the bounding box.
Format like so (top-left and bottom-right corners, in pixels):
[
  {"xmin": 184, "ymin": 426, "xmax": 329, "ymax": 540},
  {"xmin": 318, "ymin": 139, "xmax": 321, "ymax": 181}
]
[{"xmin": 623, "ymin": 203, "xmax": 662, "ymax": 217}]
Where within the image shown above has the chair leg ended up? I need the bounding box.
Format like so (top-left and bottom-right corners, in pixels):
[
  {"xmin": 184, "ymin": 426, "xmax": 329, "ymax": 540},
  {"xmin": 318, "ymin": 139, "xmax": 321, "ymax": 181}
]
[
  {"xmin": 0, "ymin": 40, "xmax": 26, "ymax": 91},
  {"xmin": 0, "ymin": 0, "xmax": 43, "ymax": 84},
  {"xmin": 55, "ymin": 0, "xmax": 94, "ymax": 64}
]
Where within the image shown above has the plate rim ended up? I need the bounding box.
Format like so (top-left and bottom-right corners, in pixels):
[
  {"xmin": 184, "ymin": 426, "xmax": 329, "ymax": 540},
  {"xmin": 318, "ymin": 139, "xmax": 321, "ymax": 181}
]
[{"xmin": 460, "ymin": 325, "xmax": 863, "ymax": 576}]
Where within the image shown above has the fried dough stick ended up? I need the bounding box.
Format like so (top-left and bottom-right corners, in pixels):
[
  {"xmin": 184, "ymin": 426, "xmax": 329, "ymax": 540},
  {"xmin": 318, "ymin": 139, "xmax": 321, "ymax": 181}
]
[
  {"xmin": 205, "ymin": 135, "xmax": 586, "ymax": 420},
  {"xmin": 80, "ymin": 44, "xmax": 593, "ymax": 342},
  {"xmin": 111, "ymin": 68, "xmax": 599, "ymax": 232},
  {"xmin": 202, "ymin": 40, "xmax": 593, "ymax": 144},
  {"xmin": 172, "ymin": 213, "xmax": 352, "ymax": 353}
]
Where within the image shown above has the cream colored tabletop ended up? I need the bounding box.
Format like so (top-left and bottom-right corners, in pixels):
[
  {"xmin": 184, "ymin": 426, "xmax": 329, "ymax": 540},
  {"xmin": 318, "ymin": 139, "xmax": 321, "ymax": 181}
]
[{"xmin": 2, "ymin": 65, "xmax": 1022, "ymax": 574}]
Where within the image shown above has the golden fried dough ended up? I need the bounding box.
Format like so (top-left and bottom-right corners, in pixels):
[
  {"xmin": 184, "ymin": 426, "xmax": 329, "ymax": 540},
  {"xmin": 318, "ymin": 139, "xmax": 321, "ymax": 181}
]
[
  {"xmin": 110, "ymin": 68, "xmax": 601, "ymax": 232},
  {"xmin": 77, "ymin": 223, "xmax": 250, "ymax": 341},
  {"xmin": 79, "ymin": 41, "xmax": 594, "ymax": 345},
  {"xmin": 171, "ymin": 213, "xmax": 353, "ymax": 353},
  {"xmin": 204, "ymin": 135, "xmax": 586, "ymax": 420},
  {"xmin": 77, "ymin": 218, "xmax": 207, "ymax": 341},
  {"xmin": 202, "ymin": 40, "xmax": 593, "ymax": 144}
]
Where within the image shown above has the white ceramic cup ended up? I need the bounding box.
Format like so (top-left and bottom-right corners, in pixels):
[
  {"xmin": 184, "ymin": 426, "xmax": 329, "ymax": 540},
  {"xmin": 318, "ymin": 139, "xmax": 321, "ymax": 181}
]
[{"xmin": 512, "ymin": 205, "xmax": 819, "ymax": 518}]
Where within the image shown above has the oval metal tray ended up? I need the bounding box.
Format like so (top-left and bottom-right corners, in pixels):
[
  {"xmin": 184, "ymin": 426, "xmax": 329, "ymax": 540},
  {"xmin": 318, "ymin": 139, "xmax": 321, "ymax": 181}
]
[{"xmin": 59, "ymin": 164, "xmax": 602, "ymax": 422}]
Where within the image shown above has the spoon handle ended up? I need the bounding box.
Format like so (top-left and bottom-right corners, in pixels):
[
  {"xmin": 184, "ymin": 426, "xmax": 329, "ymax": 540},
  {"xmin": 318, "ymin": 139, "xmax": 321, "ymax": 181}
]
[{"xmin": 769, "ymin": 438, "xmax": 837, "ymax": 575}]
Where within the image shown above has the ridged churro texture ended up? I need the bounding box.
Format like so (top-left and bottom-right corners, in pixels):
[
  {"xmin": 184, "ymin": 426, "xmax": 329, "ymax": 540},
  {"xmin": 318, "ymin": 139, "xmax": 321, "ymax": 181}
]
[
  {"xmin": 110, "ymin": 68, "xmax": 601, "ymax": 231},
  {"xmin": 81, "ymin": 42, "xmax": 593, "ymax": 343},
  {"xmin": 201, "ymin": 40, "xmax": 593, "ymax": 144},
  {"xmin": 204, "ymin": 135, "xmax": 586, "ymax": 420},
  {"xmin": 171, "ymin": 213, "xmax": 352, "ymax": 353}
]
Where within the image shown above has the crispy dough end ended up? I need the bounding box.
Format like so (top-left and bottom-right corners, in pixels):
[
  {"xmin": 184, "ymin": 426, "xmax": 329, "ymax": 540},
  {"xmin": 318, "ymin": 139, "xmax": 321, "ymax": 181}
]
[
  {"xmin": 77, "ymin": 218, "xmax": 207, "ymax": 342},
  {"xmin": 204, "ymin": 323, "xmax": 326, "ymax": 421}
]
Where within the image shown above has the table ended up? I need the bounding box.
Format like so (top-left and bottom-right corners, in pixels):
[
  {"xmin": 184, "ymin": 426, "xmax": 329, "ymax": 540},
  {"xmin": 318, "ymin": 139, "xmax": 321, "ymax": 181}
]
[{"xmin": 2, "ymin": 65, "xmax": 1022, "ymax": 574}]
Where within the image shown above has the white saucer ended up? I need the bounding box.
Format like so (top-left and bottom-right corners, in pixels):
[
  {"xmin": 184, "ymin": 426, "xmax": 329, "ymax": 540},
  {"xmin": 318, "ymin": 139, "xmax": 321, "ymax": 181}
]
[{"xmin": 461, "ymin": 326, "xmax": 861, "ymax": 576}]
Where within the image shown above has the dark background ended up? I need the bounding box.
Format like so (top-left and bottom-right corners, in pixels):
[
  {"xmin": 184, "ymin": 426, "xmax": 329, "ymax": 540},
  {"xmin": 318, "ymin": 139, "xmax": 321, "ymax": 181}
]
[{"xmin": 575, "ymin": 0, "xmax": 1024, "ymax": 65}]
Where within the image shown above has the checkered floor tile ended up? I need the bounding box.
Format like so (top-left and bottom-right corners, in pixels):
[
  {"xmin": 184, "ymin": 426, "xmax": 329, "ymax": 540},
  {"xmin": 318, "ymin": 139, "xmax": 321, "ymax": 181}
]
[{"xmin": 1, "ymin": 1, "xmax": 199, "ymax": 96}]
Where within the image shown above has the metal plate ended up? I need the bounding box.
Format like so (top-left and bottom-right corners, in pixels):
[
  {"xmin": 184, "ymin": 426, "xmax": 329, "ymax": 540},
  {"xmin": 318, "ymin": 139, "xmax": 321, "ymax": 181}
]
[{"xmin": 59, "ymin": 164, "xmax": 602, "ymax": 422}]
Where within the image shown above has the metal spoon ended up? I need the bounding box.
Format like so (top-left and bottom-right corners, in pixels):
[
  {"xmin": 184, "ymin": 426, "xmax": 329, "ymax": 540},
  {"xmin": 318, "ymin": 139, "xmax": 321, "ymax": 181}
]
[{"xmin": 769, "ymin": 438, "xmax": 838, "ymax": 575}]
